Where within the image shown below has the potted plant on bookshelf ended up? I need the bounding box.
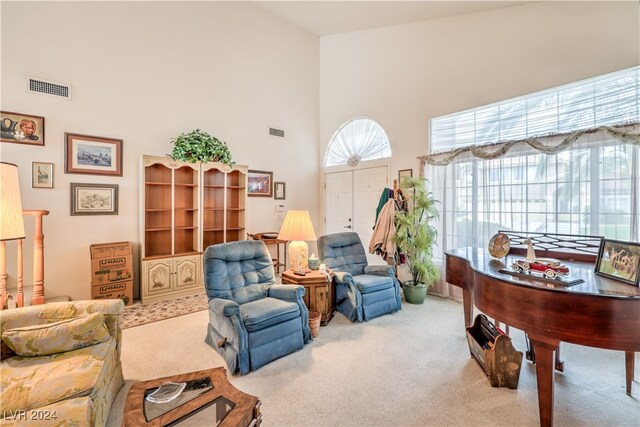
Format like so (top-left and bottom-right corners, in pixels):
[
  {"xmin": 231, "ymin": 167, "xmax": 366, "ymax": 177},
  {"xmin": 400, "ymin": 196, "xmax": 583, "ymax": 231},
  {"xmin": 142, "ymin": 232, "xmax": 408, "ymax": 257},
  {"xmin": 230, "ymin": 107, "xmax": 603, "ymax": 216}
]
[
  {"xmin": 169, "ymin": 129, "xmax": 234, "ymax": 166},
  {"xmin": 394, "ymin": 176, "xmax": 440, "ymax": 304}
]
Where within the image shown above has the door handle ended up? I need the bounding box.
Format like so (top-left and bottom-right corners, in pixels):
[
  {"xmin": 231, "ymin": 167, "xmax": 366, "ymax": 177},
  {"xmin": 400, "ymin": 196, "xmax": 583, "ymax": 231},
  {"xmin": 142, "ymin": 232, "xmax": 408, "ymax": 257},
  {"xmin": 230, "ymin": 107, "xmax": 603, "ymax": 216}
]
[{"xmin": 344, "ymin": 225, "xmax": 352, "ymax": 229}]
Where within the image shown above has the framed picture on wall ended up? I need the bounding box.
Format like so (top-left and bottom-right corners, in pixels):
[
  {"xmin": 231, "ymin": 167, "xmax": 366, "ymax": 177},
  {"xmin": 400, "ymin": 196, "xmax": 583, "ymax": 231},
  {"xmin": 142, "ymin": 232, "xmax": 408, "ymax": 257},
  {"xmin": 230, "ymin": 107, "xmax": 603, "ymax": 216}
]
[
  {"xmin": 32, "ymin": 162, "xmax": 54, "ymax": 188},
  {"xmin": 274, "ymin": 182, "xmax": 286, "ymax": 200},
  {"xmin": 247, "ymin": 170, "xmax": 273, "ymax": 197},
  {"xmin": 595, "ymin": 239, "xmax": 640, "ymax": 286},
  {"xmin": 1, "ymin": 111, "xmax": 45, "ymax": 146},
  {"xmin": 70, "ymin": 183, "xmax": 119, "ymax": 215},
  {"xmin": 65, "ymin": 133, "xmax": 123, "ymax": 176},
  {"xmin": 398, "ymin": 168, "xmax": 413, "ymax": 184}
]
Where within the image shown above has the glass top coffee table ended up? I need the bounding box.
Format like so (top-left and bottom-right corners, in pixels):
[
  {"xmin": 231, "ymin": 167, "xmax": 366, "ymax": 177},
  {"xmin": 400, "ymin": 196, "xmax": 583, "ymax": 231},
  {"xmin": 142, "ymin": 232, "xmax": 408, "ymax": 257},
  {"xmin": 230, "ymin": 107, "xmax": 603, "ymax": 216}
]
[{"xmin": 124, "ymin": 368, "xmax": 261, "ymax": 426}]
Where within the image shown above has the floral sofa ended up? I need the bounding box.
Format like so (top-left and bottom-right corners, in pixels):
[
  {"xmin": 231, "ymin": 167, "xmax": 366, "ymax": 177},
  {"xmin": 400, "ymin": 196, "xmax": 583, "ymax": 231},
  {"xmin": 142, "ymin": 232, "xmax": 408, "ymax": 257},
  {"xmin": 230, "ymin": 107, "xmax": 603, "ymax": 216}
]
[{"xmin": 0, "ymin": 300, "xmax": 125, "ymax": 426}]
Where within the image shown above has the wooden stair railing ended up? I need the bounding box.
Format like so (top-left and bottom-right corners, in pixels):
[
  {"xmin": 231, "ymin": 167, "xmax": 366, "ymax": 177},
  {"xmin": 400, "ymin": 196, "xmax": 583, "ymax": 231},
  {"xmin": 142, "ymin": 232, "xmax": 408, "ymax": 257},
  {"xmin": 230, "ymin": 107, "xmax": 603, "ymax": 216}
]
[{"xmin": 0, "ymin": 210, "xmax": 49, "ymax": 309}]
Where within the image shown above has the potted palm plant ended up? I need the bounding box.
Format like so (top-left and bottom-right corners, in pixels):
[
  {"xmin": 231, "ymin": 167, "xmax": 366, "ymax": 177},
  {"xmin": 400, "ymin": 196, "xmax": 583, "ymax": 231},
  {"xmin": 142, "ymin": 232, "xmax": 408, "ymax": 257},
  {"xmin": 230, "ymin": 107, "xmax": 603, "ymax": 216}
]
[
  {"xmin": 394, "ymin": 176, "xmax": 440, "ymax": 304},
  {"xmin": 169, "ymin": 129, "xmax": 234, "ymax": 166}
]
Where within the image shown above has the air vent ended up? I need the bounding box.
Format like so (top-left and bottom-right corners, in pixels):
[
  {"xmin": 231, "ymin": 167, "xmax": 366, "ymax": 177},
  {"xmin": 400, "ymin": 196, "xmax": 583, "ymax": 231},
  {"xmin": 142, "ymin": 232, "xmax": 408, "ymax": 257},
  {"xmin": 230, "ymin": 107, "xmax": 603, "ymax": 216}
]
[
  {"xmin": 27, "ymin": 77, "xmax": 71, "ymax": 99},
  {"xmin": 269, "ymin": 127, "xmax": 285, "ymax": 138}
]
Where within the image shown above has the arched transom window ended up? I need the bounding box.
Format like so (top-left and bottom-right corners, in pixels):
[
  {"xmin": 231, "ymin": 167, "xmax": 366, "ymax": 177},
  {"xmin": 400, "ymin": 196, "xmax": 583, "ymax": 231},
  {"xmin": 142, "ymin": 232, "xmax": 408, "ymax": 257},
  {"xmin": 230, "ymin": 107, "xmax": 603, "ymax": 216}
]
[{"xmin": 324, "ymin": 117, "xmax": 392, "ymax": 167}]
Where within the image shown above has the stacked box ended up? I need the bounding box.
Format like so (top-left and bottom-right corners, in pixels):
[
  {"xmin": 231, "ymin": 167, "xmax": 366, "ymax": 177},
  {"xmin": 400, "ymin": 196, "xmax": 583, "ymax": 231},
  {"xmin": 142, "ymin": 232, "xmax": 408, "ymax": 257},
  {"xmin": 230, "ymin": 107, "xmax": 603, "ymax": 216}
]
[{"xmin": 90, "ymin": 241, "xmax": 133, "ymax": 306}]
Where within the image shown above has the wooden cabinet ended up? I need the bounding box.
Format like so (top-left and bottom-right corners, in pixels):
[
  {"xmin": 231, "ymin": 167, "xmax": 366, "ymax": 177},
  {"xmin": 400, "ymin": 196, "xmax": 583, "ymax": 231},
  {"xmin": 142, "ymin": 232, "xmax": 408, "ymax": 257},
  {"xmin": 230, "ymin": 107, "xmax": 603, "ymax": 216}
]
[
  {"xmin": 141, "ymin": 156, "xmax": 247, "ymax": 303},
  {"xmin": 281, "ymin": 270, "xmax": 335, "ymax": 325}
]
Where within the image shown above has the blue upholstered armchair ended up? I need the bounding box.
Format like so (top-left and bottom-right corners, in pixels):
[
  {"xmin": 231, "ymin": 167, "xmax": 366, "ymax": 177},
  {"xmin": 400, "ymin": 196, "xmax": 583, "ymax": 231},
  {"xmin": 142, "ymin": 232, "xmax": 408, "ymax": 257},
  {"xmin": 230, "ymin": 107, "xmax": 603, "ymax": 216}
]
[
  {"xmin": 203, "ymin": 240, "xmax": 311, "ymax": 374},
  {"xmin": 317, "ymin": 232, "xmax": 402, "ymax": 322}
]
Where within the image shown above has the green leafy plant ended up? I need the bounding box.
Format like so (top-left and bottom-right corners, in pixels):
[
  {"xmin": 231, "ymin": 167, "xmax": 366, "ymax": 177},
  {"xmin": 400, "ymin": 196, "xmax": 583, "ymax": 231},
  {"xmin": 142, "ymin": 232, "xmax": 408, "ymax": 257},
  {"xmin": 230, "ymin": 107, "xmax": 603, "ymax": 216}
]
[
  {"xmin": 169, "ymin": 129, "xmax": 234, "ymax": 166},
  {"xmin": 394, "ymin": 176, "xmax": 440, "ymax": 289}
]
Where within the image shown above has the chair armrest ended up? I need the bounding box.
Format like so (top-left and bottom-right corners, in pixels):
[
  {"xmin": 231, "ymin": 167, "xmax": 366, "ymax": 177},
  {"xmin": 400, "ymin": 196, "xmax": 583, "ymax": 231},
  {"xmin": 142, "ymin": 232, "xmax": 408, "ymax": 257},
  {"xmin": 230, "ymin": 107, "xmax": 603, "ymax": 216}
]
[
  {"xmin": 269, "ymin": 284, "xmax": 305, "ymax": 299},
  {"xmin": 334, "ymin": 272, "xmax": 353, "ymax": 284},
  {"xmin": 208, "ymin": 298, "xmax": 240, "ymax": 317},
  {"xmin": 364, "ymin": 265, "xmax": 395, "ymax": 276}
]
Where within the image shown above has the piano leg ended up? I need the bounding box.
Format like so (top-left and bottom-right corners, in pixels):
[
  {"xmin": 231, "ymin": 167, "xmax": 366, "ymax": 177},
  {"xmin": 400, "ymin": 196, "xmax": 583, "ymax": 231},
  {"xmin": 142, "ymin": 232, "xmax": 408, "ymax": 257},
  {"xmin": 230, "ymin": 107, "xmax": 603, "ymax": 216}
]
[
  {"xmin": 530, "ymin": 338, "xmax": 558, "ymax": 427},
  {"xmin": 625, "ymin": 351, "xmax": 634, "ymax": 396},
  {"xmin": 462, "ymin": 289, "xmax": 474, "ymax": 328}
]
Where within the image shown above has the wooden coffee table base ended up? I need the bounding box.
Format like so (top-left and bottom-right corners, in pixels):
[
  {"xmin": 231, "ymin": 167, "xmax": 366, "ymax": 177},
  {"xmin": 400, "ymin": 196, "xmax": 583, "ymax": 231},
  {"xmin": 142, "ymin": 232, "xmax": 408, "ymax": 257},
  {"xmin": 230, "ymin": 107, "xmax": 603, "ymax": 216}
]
[{"xmin": 123, "ymin": 368, "xmax": 261, "ymax": 427}]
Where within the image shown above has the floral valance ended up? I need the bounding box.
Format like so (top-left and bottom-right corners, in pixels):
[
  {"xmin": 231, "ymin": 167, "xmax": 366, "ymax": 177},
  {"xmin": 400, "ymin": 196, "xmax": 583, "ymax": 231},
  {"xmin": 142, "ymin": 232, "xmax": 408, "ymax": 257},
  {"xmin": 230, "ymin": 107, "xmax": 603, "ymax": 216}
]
[{"xmin": 419, "ymin": 122, "xmax": 640, "ymax": 167}]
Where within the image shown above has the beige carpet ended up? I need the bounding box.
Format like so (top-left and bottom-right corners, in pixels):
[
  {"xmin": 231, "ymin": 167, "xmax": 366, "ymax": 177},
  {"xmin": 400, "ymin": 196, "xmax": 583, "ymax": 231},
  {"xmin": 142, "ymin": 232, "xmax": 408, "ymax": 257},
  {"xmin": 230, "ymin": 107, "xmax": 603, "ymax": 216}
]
[
  {"xmin": 107, "ymin": 297, "xmax": 640, "ymax": 426},
  {"xmin": 122, "ymin": 293, "xmax": 208, "ymax": 329}
]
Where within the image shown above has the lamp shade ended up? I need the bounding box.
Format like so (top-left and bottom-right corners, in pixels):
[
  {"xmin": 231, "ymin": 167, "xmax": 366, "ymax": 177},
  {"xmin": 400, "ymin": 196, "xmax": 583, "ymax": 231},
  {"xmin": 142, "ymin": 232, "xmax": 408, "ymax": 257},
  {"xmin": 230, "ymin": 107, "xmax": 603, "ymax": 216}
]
[
  {"xmin": 277, "ymin": 210, "xmax": 316, "ymax": 241},
  {"xmin": 0, "ymin": 162, "xmax": 25, "ymax": 241}
]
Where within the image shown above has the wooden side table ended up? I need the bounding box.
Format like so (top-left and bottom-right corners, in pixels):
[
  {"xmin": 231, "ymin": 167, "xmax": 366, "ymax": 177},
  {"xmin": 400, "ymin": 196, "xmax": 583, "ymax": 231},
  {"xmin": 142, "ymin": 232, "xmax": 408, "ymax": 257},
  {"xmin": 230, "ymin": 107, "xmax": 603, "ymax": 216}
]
[{"xmin": 281, "ymin": 269, "xmax": 334, "ymax": 325}]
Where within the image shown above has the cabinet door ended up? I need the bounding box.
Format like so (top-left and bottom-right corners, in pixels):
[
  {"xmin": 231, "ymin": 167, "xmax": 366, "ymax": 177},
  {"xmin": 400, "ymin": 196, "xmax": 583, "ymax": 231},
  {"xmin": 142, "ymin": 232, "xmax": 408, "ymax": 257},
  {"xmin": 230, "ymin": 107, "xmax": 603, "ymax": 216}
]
[
  {"xmin": 174, "ymin": 256, "xmax": 200, "ymax": 290},
  {"xmin": 316, "ymin": 285, "xmax": 329, "ymax": 315},
  {"xmin": 143, "ymin": 259, "xmax": 173, "ymax": 296}
]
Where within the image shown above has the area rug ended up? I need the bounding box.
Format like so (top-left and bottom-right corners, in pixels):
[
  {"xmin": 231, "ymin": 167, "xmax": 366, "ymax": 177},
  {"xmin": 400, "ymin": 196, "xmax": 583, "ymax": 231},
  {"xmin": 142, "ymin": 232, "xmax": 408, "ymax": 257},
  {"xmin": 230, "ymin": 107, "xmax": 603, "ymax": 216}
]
[{"xmin": 122, "ymin": 293, "xmax": 208, "ymax": 329}]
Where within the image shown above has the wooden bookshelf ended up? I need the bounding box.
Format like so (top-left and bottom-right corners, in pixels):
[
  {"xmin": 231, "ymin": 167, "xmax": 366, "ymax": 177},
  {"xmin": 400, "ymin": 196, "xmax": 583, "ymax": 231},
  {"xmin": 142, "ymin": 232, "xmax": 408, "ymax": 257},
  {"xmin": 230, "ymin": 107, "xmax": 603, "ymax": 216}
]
[{"xmin": 140, "ymin": 156, "xmax": 248, "ymax": 304}]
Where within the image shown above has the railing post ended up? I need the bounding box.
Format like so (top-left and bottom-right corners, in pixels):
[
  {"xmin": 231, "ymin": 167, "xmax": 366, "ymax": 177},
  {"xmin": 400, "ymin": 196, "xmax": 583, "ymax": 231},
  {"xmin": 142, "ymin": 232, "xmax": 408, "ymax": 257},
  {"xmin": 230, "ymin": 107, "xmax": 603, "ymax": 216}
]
[{"xmin": 23, "ymin": 210, "xmax": 49, "ymax": 306}]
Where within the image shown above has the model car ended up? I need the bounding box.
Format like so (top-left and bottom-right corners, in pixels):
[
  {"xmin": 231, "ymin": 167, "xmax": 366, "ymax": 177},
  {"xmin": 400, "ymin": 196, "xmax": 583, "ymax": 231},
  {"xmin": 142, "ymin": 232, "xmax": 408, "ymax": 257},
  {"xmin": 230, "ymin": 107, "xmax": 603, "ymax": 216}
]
[{"xmin": 511, "ymin": 258, "xmax": 569, "ymax": 279}]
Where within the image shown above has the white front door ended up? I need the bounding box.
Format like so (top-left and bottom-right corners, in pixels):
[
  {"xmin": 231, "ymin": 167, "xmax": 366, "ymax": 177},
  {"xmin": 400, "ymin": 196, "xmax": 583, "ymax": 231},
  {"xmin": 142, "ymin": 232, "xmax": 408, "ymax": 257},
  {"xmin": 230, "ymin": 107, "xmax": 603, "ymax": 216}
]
[
  {"xmin": 325, "ymin": 171, "xmax": 353, "ymax": 235},
  {"xmin": 325, "ymin": 166, "xmax": 388, "ymax": 264}
]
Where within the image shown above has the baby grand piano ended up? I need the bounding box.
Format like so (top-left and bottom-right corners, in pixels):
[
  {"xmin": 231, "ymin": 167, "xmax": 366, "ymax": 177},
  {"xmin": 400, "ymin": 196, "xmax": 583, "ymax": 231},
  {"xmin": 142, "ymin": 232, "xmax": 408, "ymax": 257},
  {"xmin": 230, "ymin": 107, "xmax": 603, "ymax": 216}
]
[{"xmin": 445, "ymin": 233, "xmax": 640, "ymax": 427}]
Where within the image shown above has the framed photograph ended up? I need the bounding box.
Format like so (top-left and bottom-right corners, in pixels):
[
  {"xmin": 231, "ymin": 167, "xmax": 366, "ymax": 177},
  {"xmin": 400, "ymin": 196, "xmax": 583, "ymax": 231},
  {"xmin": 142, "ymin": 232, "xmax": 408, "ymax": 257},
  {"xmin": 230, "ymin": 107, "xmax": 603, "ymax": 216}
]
[
  {"xmin": 1, "ymin": 111, "xmax": 45, "ymax": 146},
  {"xmin": 70, "ymin": 183, "xmax": 119, "ymax": 216},
  {"xmin": 32, "ymin": 162, "xmax": 53, "ymax": 188},
  {"xmin": 274, "ymin": 181, "xmax": 286, "ymax": 200},
  {"xmin": 595, "ymin": 239, "xmax": 640, "ymax": 286},
  {"xmin": 65, "ymin": 133, "xmax": 123, "ymax": 176},
  {"xmin": 398, "ymin": 168, "xmax": 413, "ymax": 184},
  {"xmin": 247, "ymin": 170, "xmax": 273, "ymax": 197}
]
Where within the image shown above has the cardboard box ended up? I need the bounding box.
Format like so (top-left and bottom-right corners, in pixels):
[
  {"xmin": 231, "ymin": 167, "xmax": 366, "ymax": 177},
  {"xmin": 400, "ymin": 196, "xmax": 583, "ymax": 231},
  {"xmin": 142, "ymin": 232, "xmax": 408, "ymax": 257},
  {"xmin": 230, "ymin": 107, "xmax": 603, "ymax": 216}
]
[
  {"xmin": 91, "ymin": 280, "xmax": 133, "ymax": 306},
  {"xmin": 90, "ymin": 241, "xmax": 133, "ymax": 286}
]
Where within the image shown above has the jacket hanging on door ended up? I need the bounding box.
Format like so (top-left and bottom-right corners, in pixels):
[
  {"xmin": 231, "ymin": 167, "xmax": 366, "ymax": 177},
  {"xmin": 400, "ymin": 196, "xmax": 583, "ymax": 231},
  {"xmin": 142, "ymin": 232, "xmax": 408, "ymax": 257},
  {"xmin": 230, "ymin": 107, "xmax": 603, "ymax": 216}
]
[{"xmin": 369, "ymin": 199, "xmax": 397, "ymax": 262}]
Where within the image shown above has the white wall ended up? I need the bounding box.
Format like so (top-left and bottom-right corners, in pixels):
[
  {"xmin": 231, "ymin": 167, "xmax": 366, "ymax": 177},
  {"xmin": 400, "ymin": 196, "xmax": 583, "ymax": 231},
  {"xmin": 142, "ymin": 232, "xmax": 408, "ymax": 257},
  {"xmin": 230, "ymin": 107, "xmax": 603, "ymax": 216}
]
[
  {"xmin": 1, "ymin": 2, "xmax": 319, "ymax": 301},
  {"xmin": 319, "ymin": 1, "xmax": 640, "ymax": 181}
]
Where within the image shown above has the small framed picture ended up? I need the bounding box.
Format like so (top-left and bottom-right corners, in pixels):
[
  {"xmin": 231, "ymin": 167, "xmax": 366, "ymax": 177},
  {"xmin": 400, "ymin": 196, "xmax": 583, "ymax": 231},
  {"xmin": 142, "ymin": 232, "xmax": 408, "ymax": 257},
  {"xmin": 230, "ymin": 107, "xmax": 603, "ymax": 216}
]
[
  {"xmin": 1, "ymin": 111, "xmax": 45, "ymax": 146},
  {"xmin": 32, "ymin": 162, "xmax": 53, "ymax": 188},
  {"xmin": 70, "ymin": 183, "xmax": 119, "ymax": 215},
  {"xmin": 65, "ymin": 133, "xmax": 123, "ymax": 176},
  {"xmin": 247, "ymin": 170, "xmax": 273, "ymax": 197},
  {"xmin": 398, "ymin": 168, "xmax": 413, "ymax": 184},
  {"xmin": 595, "ymin": 239, "xmax": 640, "ymax": 286},
  {"xmin": 274, "ymin": 182, "xmax": 286, "ymax": 200}
]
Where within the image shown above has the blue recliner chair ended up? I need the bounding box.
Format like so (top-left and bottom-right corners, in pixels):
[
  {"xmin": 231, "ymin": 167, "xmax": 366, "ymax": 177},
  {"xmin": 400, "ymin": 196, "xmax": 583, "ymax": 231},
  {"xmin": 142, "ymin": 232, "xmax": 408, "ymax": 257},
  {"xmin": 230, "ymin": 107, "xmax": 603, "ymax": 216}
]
[
  {"xmin": 203, "ymin": 240, "xmax": 311, "ymax": 374},
  {"xmin": 317, "ymin": 232, "xmax": 402, "ymax": 322}
]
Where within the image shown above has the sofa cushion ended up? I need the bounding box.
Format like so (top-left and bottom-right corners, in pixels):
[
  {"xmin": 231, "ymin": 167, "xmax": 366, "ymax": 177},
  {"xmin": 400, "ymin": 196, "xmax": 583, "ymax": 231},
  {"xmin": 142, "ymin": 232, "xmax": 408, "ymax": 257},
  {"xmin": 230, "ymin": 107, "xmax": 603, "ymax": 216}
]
[
  {"xmin": 354, "ymin": 274, "xmax": 394, "ymax": 294},
  {"xmin": 0, "ymin": 337, "xmax": 115, "ymax": 414},
  {"xmin": 2, "ymin": 313, "xmax": 110, "ymax": 357},
  {"xmin": 240, "ymin": 298, "xmax": 300, "ymax": 332}
]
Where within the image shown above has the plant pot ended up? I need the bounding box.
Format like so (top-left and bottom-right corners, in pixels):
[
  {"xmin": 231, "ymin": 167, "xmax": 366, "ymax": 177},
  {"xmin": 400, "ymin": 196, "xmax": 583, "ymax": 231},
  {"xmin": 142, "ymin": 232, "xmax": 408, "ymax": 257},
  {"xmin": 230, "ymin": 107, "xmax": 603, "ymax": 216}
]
[{"xmin": 403, "ymin": 282, "xmax": 427, "ymax": 304}]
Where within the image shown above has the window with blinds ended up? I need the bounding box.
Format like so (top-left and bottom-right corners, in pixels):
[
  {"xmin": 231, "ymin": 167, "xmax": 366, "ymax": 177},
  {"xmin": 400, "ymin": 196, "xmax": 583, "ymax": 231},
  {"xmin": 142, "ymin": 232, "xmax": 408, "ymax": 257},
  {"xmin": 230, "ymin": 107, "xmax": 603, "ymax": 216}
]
[
  {"xmin": 430, "ymin": 66, "xmax": 639, "ymax": 154},
  {"xmin": 428, "ymin": 66, "xmax": 640, "ymax": 256}
]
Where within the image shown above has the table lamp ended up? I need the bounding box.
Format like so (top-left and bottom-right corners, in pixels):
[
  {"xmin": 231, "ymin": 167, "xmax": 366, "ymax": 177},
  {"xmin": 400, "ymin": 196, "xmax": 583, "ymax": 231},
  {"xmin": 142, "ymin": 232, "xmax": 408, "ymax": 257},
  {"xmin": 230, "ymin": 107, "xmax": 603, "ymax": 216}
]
[
  {"xmin": 1, "ymin": 162, "xmax": 26, "ymax": 309},
  {"xmin": 278, "ymin": 210, "xmax": 316, "ymax": 272}
]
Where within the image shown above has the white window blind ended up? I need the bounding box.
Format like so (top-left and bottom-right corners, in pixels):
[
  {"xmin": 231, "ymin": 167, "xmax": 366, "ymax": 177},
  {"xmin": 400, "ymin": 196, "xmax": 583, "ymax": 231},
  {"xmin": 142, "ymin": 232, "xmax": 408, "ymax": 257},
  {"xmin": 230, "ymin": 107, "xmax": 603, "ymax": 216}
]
[
  {"xmin": 430, "ymin": 66, "xmax": 639, "ymax": 154},
  {"xmin": 427, "ymin": 67, "xmax": 640, "ymax": 264},
  {"xmin": 324, "ymin": 117, "xmax": 392, "ymax": 167}
]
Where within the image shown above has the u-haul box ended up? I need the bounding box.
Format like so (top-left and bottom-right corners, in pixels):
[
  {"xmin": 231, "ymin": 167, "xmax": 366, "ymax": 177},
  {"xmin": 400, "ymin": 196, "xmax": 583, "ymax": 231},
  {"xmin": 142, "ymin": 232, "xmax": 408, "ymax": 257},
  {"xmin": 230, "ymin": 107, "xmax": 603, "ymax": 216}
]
[
  {"xmin": 90, "ymin": 241, "xmax": 133, "ymax": 286},
  {"xmin": 91, "ymin": 281, "xmax": 133, "ymax": 306}
]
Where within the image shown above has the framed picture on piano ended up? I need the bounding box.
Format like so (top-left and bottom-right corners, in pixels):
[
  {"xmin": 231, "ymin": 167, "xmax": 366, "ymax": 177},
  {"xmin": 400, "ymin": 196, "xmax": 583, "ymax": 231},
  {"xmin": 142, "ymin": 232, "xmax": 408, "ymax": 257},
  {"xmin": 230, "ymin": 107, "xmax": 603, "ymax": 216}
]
[{"xmin": 595, "ymin": 239, "xmax": 640, "ymax": 287}]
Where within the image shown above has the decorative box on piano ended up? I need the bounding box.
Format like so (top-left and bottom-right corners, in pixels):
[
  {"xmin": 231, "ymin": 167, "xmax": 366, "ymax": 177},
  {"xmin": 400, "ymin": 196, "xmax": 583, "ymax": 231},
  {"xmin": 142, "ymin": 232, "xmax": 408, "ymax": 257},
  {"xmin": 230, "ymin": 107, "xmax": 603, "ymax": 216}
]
[{"xmin": 465, "ymin": 314, "xmax": 523, "ymax": 389}]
